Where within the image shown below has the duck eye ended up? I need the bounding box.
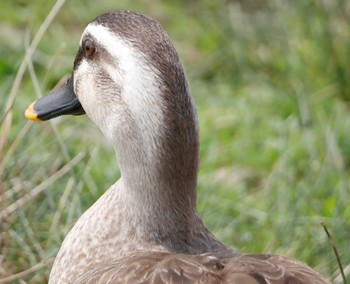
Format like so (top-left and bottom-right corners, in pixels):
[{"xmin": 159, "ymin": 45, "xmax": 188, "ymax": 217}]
[{"xmin": 83, "ymin": 39, "xmax": 96, "ymax": 57}]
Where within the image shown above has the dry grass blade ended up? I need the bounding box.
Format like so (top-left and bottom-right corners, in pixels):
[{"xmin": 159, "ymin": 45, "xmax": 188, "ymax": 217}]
[
  {"xmin": 0, "ymin": 258, "xmax": 54, "ymax": 283},
  {"xmin": 0, "ymin": 152, "xmax": 84, "ymax": 219},
  {"xmin": 0, "ymin": 121, "xmax": 32, "ymax": 177},
  {"xmin": 49, "ymin": 177, "xmax": 75, "ymax": 232},
  {"xmin": 321, "ymin": 222, "xmax": 347, "ymax": 284},
  {"xmin": 0, "ymin": 0, "xmax": 66, "ymax": 155}
]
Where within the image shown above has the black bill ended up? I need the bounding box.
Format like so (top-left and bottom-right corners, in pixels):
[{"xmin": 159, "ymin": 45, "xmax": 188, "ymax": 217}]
[{"xmin": 25, "ymin": 76, "xmax": 85, "ymax": 121}]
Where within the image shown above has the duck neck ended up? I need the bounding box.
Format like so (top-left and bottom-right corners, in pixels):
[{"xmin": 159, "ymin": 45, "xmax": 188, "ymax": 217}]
[{"xmin": 112, "ymin": 86, "xmax": 200, "ymax": 251}]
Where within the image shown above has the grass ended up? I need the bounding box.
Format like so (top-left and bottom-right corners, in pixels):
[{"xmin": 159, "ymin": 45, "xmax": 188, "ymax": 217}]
[{"xmin": 1, "ymin": 0, "xmax": 350, "ymax": 283}]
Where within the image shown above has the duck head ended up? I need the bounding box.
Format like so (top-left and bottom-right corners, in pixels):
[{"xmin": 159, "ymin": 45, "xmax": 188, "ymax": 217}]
[
  {"xmin": 25, "ymin": 11, "xmax": 199, "ymax": 227},
  {"xmin": 26, "ymin": 11, "xmax": 195, "ymax": 140}
]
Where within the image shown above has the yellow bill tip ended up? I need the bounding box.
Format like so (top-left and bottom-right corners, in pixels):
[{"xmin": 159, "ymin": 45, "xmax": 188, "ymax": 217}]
[{"xmin": 25, "ymin": 101, "xmax": 42, "ymax": 122}]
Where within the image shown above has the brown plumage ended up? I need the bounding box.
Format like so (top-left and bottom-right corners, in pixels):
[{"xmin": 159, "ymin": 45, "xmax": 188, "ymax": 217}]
[
  {"xmin": 73, "ymin": 252, "xmax": 327, "ymax": 283},
  {"xmin": 25, "ymin": 11, "xmax": 329, "ymax": 284}
]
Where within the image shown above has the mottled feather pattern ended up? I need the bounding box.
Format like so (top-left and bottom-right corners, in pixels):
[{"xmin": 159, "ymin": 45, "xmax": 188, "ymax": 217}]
[{"xmin": 73, "ymin": 252, "xmax": 327, "ymax": 283}]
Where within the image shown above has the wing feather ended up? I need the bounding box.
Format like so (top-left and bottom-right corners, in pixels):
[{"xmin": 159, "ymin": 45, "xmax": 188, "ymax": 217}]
[{"xmin": 74, "ymin": 252, "xmax": 329, "ymax": 284}]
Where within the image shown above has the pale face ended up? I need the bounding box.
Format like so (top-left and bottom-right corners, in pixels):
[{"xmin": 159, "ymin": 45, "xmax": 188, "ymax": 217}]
[{"xmin": 73, "ymin": 23, "xmax": 164, "ymax": 153}]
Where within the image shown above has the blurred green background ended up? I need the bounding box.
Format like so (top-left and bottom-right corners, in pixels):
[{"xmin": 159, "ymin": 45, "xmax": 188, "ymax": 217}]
[{"xmin": 1, "ymin": 0, "xmax": 349, "ymax": 282}]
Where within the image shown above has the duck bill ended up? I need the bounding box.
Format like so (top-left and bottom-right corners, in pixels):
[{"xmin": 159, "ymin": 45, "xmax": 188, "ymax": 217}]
[{"xmin": 25, "ymin": 76, "xmax": 85, "ymax": 122}]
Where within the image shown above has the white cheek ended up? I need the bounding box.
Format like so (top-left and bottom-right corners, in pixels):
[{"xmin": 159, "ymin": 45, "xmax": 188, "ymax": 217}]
[
  {"xmin": 74, "ymin": 60, "xmax": 120, "ymax": 143},
  {"xmin": 74, "ymin": 61, "xmax": 94, "ymax": 111},
  {"xmin": 75, "ymin": 24, "xmax": 166, "ymax": 161},
  {"xmin": 74, "ymin": 61, "xmax": 102, "ymax": 124},
  {"xmin": 87, "ymin": 24, "xmax": 164, "ymax": 157}
]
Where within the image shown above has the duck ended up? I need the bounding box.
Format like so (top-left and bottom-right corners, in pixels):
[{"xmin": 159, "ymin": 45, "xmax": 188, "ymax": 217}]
[{"xmin": 25, "ymin": 11, "xmax": 329, "ymax": 284}]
